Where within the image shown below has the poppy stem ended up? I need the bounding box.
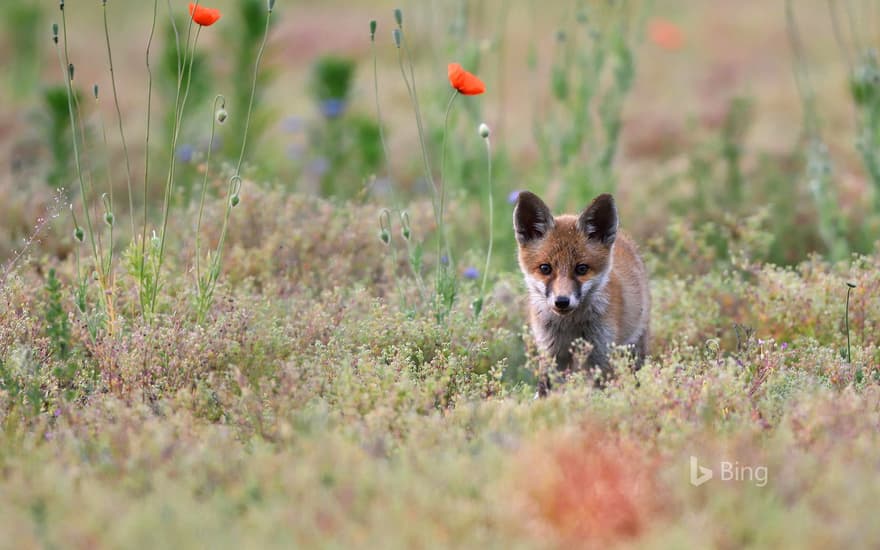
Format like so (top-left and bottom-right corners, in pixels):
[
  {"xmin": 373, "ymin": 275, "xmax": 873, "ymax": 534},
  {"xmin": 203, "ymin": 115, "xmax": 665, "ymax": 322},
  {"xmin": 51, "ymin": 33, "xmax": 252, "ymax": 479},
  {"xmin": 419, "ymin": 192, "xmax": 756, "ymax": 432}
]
[
  {"xmin": 438, "ymin": 90, "xmax": 459, "ymax": 272},
  {"xmin": 435, "ymin": 89, "xmax": 459, "ymax": 321},
  {"xmin": 478, "ymin": 132, "xmax": 493, "ymax": 315},
  {"xmin": 152, "ymin": 24, "xmax": 201, "ymax": 317},
  {"xmin": 195, "ymin": 94, "xmax": 225, "ymax": 317},
  {"xmin": 102, "ymin": 0, "xmax": 135, "ymax": 241},
  {"xmin": 139, "ymin": 0, "xmax": 159, "ymax": 316},
  {"xmin": 200, "ymin": 5, "xmax": 274, "ymax": 322}
]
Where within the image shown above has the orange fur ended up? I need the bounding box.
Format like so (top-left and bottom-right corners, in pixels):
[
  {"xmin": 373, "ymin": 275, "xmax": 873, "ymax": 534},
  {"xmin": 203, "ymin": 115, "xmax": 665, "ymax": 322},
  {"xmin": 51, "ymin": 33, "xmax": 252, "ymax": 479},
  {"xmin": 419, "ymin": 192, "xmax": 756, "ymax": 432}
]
[{"xmin": 513, "ymin": 192, "xmax": 650, "ymax": 389}]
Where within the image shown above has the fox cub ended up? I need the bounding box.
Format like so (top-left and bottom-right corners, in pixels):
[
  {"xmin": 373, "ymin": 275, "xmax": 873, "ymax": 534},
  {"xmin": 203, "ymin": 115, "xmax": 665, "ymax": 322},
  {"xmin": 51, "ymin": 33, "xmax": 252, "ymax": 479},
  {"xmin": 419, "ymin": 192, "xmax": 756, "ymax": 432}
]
[{"xmin": 513, "ymin": 192, "xmax": 650, "ymax": 390}]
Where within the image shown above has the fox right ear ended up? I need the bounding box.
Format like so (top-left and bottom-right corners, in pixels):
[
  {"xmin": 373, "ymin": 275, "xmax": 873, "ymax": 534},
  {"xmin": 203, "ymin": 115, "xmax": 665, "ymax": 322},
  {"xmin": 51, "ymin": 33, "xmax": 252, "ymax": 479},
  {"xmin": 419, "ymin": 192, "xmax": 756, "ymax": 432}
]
[{"xmin": 514, "ymin": 191, "xmax": 554, "ymax": 244}]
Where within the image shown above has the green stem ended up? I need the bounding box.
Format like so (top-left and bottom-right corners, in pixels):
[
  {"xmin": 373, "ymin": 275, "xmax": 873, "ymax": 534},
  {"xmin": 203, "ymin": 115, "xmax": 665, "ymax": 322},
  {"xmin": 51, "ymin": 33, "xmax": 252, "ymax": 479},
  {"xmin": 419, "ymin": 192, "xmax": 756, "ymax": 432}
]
[
  {"xmin": 195, "ymin": 95, "xmax": 225, "ymax": 315},
  {"xmin": 478, "ymin": 135, "xmax": 493, "ymax": 304},
  {"xmin": 151, "ymin": 24, "xmax": 201, "ymax": 315},
  {"xmin": 201, "ymin": 7, "xmax": 274, "ymax": 317},
  {"xmin": 845, "ymin": 283, "xmax": 855, "ymax": 363},
  {"xmin": 371, "ymin": 35, "xmax": 392, "ymax": 194},
  {"xmin": 140, "ymin": 0, "xmax": 159, "ymax": 314},
  {"xmin": 102, "ymin": 1, "xmax": 135, "ymax": 239},
  {"xmin": 438, "ymin": 90, "xmax": 459, "ymax": 275}
]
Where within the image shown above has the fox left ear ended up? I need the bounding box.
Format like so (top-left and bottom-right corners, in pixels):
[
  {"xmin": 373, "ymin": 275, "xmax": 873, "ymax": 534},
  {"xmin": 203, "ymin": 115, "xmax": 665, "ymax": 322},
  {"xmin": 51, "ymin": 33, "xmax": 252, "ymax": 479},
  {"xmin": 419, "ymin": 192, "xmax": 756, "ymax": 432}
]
[{"xmin": 578, "ymin": 193, "xmax": 618, "ymax": 246}]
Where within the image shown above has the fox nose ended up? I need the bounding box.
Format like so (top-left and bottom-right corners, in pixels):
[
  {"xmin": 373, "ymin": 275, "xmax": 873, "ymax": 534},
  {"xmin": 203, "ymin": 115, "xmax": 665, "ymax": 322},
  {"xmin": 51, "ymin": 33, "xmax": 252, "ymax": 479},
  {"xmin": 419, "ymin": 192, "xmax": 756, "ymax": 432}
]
[{"xmin": 554, "ymin": 296, "xmax": 571, "ymax": 310}]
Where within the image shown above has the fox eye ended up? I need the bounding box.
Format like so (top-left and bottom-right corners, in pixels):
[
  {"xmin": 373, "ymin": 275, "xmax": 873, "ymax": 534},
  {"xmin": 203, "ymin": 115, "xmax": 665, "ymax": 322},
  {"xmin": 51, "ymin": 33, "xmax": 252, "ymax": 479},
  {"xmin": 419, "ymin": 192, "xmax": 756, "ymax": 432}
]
[
  {"xmin": 539, "ymin": 263, "xmax": 552, "ymax": 275},
  {"xmin": 575, "ymin": 264, "xmax": 589, "ymax": 276}
]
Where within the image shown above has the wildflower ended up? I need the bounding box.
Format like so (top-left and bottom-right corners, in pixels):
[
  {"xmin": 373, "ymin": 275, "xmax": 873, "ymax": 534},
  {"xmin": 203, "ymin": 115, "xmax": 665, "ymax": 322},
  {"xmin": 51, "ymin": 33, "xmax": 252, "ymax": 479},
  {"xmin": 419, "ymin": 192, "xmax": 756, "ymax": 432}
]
[
  {"xmin": 507, "ymin": 190, "xmax": 521, "ymax": 205},
  {"xmin": 648, "ymin": 18, "xmax": 684, "ymax": 51},
  {"xmin": 177, "ymin": 144, "xmax": 195, "ymax": 163},
  {"xmin": 319, "ymin": 98, "xmax": 347, "ymax": 119},
  {"xmin": 282, "ymin": 116, "xmax": 304, "ymax": 133},
  {"xmin": 448, "ymin": 63, "xmax": 485, "ymax": 95},
  {"xmin": 189, "ymin": 3, "xmax": 222, "ymax": 27},
  {"xmin": 463, "ymin": 266, "xmax": 479, "ymax": 280},
  {"xmin": 308, "ymin": 157, "xmax": 330, "ymax": 177}
]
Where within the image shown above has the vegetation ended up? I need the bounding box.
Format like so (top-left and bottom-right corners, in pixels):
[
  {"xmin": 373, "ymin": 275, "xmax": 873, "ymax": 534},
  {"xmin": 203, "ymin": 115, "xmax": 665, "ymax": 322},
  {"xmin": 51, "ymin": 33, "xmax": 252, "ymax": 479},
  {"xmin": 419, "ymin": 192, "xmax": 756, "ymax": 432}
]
[{"xmin": 0, "ymin": 0, "xmax": 878, "ymax": 547}]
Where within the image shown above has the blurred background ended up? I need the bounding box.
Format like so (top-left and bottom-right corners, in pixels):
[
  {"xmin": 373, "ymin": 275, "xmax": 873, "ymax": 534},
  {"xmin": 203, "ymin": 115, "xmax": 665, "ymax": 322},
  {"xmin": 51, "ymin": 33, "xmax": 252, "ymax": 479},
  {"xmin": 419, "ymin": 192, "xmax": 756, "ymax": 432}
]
[{"xmin": 1, "ymin": 0, "xmax": 877, "ymax": 273}]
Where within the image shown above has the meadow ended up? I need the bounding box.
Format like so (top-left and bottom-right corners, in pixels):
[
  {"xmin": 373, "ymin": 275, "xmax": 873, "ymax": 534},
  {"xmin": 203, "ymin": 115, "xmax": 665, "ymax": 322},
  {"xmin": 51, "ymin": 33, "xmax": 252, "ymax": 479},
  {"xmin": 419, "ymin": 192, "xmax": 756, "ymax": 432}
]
[{"xmin": 1, "ymin": 0, "xmax": 879, "ymax": 547}]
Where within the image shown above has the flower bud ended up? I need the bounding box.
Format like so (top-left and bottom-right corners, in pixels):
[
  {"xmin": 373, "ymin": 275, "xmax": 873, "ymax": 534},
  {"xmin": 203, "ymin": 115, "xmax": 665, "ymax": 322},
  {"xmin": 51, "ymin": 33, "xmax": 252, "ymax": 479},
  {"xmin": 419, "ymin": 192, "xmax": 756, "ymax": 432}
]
[
  {"xmin": 52, "ymin": 23, "xmax": 59, "ymax": 44},
  {"xmin": 59, "ymin": 0, "xmax": 64, "ymax": 11},
  {"xmin": 400, "ymin": 211, "xmax": 411, "ymax": 241},
  {"xmin": 379, "ymin": 228, "xmax": 391, "ymax": 245},
  {"xmin": 73, "ymin": 227, "xmax": 84, "ymax": 242},
  {"xmin": 93, "ymin": 84, "xmax": 99, "ymax": 100},
  {"xmin": 68, "ymin": 63, "xmax": 74, "ymax": 82},
  {"xmin": 370, "ymin": 20, "xmax": 377, "ymax": 41},
  {"xmin": 394, "ymin": 8, "xmax": 403, "ymax": 28},
  {"xmin": 479, "ymin": 123, "xmax": 490, "ymax": 139},
  {"xmin": 230, "ymin": 194, "xmax": 240, "ymax": 207},
  {"xmin": 216, "ymin": 108, "xmax": 228, "ymax": 124},
  {"xmin": 392, "ymin": 29, "xmax": 401, "ymax": 48},
  {"xmin": 268, "ymin": 0, "xmax": 275, "ymax": 12},
  {"xmin": 104, "ymin": 212, "xmax": 114, "ymax": 226},
  {"xmin": 847, "ymin": 282, "xmax": 857, "ymax": 289}
]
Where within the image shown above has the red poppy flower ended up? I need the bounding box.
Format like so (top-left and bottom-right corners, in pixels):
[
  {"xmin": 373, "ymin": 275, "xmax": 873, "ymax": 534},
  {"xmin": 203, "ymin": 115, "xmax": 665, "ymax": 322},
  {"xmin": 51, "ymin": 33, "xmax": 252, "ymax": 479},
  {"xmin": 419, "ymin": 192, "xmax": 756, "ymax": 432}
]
[
  {"xmin": 448, "ymin": 63, "xmax": 485, "ymax": 95},
  {"xmin": 648, "ymin": 18, "xmax": 684, "ymax": 51},
  {"xmin": 189, "ymin": 3, "xmax": 222, "ymax": 27}
]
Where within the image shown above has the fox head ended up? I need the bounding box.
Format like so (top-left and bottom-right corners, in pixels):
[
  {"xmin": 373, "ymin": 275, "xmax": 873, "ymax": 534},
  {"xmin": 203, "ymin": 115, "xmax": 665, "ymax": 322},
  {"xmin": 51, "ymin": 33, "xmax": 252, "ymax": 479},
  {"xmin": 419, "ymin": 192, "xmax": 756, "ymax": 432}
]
[{"xmin": 513, "ymin": 192, "xmax": 618, "ymax": 315}]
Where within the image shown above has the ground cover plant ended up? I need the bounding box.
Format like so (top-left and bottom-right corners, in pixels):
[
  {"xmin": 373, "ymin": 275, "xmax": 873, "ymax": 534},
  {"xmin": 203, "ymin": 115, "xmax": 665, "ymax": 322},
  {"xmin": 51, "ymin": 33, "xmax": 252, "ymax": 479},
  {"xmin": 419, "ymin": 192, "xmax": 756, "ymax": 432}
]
[{"xmin": 0, "ymin": 0, "xmax": 879, "ymax": 547}]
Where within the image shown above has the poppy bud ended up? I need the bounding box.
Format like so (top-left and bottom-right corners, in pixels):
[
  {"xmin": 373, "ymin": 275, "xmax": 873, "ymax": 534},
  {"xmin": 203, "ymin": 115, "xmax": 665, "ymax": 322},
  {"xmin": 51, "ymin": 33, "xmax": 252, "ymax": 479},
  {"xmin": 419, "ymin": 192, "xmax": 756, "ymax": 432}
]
[
  {"xmin": 268, "ymin": 0, "xmax": 275, "ymax": 12},
  {"xmin": 230, "ymin": 194, "xmax": 240, "ymax": 207},
  {"xmin": 379, "ymin": 228, "xmax": 391, "ymax": 245},
  {"xmin": 73, "ymin": 227, "xmax": 84, "ymax": 242},
  {"xmin": 479, "ymin": 123, "xmax": 490, "ymax": 139},
  {"xmin": 68, "ymin": 63, "xmax": 75, "ymax": 82},
  {"xmin": 370, "ymin": 20, "xmax": 377, "ymax": 41},
  {"xmin": 394, "ymin": 8, "xmax": 403, "ymax": 28},
  {"xmin": 104, "ymin": 212, "xmax": 114, "ymax": 226},
  {"xmin": 216, "ymin": 109, "xmax": 228, "ymax": 124},
  {"xmin": 847, "ymin": 282, "xmax": 857, "ymax": 289},
  {"xmin": 52, "ymin": 23, "xmax": 59, "ymax": 44},
  {"xmin": 93, "ymin": 84, "xmax": 99, "ymax": 100},
  {"xmin": 392, "ymin": 29, "xmax": 401, "ymax": 48},
  {"xmin": 400, "ymin": 211, "xmax": 411, "ymax": 241},
  {"xmin": 59, "ymin": 0, "xmax": 64, "ymax": 11}
]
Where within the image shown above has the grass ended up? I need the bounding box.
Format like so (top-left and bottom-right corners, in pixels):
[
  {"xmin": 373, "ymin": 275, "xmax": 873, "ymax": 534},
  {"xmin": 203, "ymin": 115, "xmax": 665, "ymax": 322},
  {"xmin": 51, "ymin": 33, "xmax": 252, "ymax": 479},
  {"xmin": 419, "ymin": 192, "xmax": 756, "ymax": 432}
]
[{"xmin": 1, "ymin": 0, "xmax": 880, "ymax": 547}]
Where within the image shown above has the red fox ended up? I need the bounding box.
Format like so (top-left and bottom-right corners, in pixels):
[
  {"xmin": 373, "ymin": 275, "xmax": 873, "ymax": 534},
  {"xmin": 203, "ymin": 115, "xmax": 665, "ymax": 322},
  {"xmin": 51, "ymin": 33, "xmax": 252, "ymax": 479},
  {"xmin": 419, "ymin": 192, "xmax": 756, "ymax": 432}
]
[{"xmin": 513, "ymin": 192, "xmax": 650, "ymax": 391}]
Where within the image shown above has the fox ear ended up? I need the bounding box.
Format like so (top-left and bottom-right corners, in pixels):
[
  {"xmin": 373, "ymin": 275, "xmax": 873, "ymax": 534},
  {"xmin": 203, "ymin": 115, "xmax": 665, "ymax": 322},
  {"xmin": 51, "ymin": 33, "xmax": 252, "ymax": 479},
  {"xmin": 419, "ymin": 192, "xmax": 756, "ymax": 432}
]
[
  {"xmin": 514, "ymin": 191, "xmax": 554, "ymax": 244},
  {"xmin": 578, "ymin": 193, "xmax": 618, "ymax": 246}
]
